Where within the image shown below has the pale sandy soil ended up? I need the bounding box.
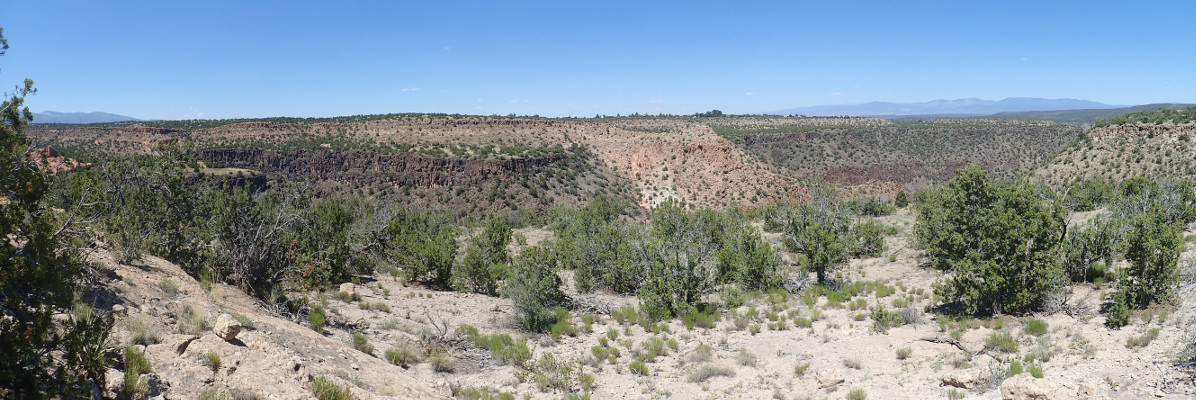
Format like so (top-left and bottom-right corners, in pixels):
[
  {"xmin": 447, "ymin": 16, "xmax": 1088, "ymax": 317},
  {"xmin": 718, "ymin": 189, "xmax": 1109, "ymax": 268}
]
[{"xmin": 96, "ymin": 210, "xmax": 1196, "ymax": 399}]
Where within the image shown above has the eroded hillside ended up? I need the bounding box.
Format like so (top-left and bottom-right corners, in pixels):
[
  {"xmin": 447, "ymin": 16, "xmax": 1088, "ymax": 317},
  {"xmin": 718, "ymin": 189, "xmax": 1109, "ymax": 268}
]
[
  {"xmin": 1032, "ymin": 122, "xmax": 1196, "ymax": 187},
  {"xmin": 710, "ymin": 117, "xmax": 1081, "ymax": 193},
  {"xmin": 29, "ymin": 116, "xmax": 801, "ymax": 211}
]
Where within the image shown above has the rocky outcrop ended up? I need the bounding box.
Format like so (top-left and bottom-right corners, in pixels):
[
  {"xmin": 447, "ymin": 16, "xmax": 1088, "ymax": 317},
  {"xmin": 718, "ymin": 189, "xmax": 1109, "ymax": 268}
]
[
  {"xmin": 213, "ymin": 314, "xmax": 242, "ymax": 341},
  {"xmin": 940, "ymin": 371, "xmax": 976, "ymax": 389},
  {"xmin": 1000, "ymin": 373, "xmax": 1057, "ymax": 399},
  {"xmin": 339, "ymin": 283, "xmax": 355, "ymax": 297},
  {"xmin": 816, "ymin": 368, "xmax": 844, "ymax": 388},
  {"xmin": 30, "ymin": 147, "xmax": 84, "ymax": 174}
]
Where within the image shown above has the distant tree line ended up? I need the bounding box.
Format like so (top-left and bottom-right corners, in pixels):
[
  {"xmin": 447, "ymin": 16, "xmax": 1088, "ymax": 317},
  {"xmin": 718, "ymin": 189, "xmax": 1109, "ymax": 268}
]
[{"xmin": 1094, "ymin": 106, "xmax": 1196, "ymax": 128}]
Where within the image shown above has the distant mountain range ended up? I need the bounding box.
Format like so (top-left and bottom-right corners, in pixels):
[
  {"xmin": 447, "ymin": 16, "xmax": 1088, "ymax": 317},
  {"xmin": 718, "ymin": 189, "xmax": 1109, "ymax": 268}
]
[
  {"xmin": 33, "ymin": 111, "xmax": 140, "ymax": 124},
  {"xmin": 771, "ymin": 98, "xmax": 1122, "ymax": 117},
  {"xmin": 984, "ymin": 103, "xmax": 1195, "ymax": 125}
]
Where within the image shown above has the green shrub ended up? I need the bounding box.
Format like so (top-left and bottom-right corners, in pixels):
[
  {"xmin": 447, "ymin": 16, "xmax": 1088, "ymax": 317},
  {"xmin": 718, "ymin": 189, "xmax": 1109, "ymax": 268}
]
[
  {"xmin": 687, "ymin": 364, "xmax": 735, "ymax": 382},
  {"xmin": 850, "ymin": 220, "xmax": 885, "ymax": 257},
  {"xmin": 896, "ymin": 347, "xmax": 912, "ymax": 360},
  {"xmin": 504, "ymin": 245, "xmax": 567, "ymax": 332},
  {"xmin": 917, "ymin": 166, "xmax": 1067, "ymax": 315},
  {"xmin": 781, "ymin": 191, "xmax": 854, "ymax": 284},
  {"xmin": 122, "ymin": 346, "xmax": 153, "ymax": 399},
  {"xmin": 310, "ymin": 375, "xmax": 354, "ymax": 400},
  {"xmin": 385, "ymin": 339, "xmax": 423, "ymax": 368},
  {"xmin": 309, "ymin": 306, "xmax": 327, "ymax": 333},
  {"xmin": 629, "ymin": 360, "xmax": 648, "ymax": 375},
  {"xmin": 843, "ymin": 358, "xmax": 862, "ymax": 369},
  {"xmin": 846, "ymin": 387, "xmax": 867, "ymax": 400},
  {"xmin": 1126, "ymin": 328, "xmax": 1161, "ymax": 348},
  {"xmin": 458, "ymin": 327, "xmax": 531, "ymax": 367},
  {"xmin": 1028, "ymin": 364, "xmax": 1044, "ymax": 378},
  {"xmin": 591, "ymin": 345, "xmax": 609, "ymax": 361},
  {"xmin": 384, "ymin": 209, "xmax": 458, "ymax": 289},
  {"xmin": 985, "ymin": 331, "xmax": 1019, "ymax": 353},
  {"xmin": 611, "ymin": 304, "xmax": 638, "ymax": 325},
  {"xmin": 351, "ymin": 332, "xmax": 373, "ymax": 355},
  {"xmin": 548, "ymin": 308, "xmax": 579, "ymax": 339},
  {"xmin": 794, "ymin": 362, "xmax": 810, "ymax": 376},
  {"xmin": 894, "ymin": 191, "xmax": 909, "ymax": 208},
  {"xmin": 642, "ymin": 336, "xmax": 668, "ymax": 362},
  {"xmin": 429, "ymin": 345, "xmax": 456, "ymax": 372},
  {"xmin": 1023, "ymin": 318, "xmax": 1048, "ymax": 336},
  {"xmin": 179, "ymin": 303, "xmax": 209, "ymax": 335},
  {"xmin": 870, "ymin": 306, "xmax": 899, "ymax": 333},
  {"xmin": 2, "ymin": 86, "xmax": 126, "ymax": 394},
  {"xmin": 845, "ymin": 196, "xmax": 895, "ymax": 217},
  {"xmin": 720, "ymin": 285, "xmax": 746, "ymax": 308},
  {"xmin": 199, "ymin": 387, "xmax": 259, "ymax": 400},
  {"xmin": 335, "ymin": 291, "xmax": 359, "ymax": 303},
  {"xmin": 1117, "ymin": 211, "xmax": 1183, "ymax": 310},
  {"xmin": 1105, "ymin": 291, "xmax": 1133, "ymax": 329},
  {"xmin": 1008, "ymin": 359, "xmax": 1023, "ymax": 375},
  {"xmin": 202, "ymin": 352, "xmax": 221, "ymax": 372},
  {"xmin": 736, "ymin": 349, "xmax": 758, "ymax": 367},
  {"xmin": 681, "ymin": 307, "xmax": 719, "ymax": 330},
  {"xmin": 125, "ymin": 315, "xmax": 160, "ymax": 345},
  {"xmin": 454, "ymin": 215, "xmax": 511, "ymax": 295},
  {"xmin": 233, "ymin": 314, "xmax": 256, "ymax": 330},
  {"xmin": 159, "ymin": 278, "xmax": 180, "ymax": 297}
]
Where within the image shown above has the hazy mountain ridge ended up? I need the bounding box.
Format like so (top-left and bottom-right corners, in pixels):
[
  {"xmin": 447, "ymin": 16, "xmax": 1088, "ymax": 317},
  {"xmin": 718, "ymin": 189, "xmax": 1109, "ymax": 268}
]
[
  {"xmin": 33, "ymin": 111, "xmax": 140, "ymax": 124},
  {"xmin": 987, "ymin": 103, "xmax": 1196, "ymax": 125},
  {"xmin": 772, "ymin": 97, "xmax": 1120, "ymax": 117}
]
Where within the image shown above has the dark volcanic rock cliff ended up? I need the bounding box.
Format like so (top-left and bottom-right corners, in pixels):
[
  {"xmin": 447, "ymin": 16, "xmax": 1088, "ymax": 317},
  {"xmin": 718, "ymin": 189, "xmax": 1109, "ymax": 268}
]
[{"xmin": 197, "ymin": 148, "xmax": 569, "ymax": 188}]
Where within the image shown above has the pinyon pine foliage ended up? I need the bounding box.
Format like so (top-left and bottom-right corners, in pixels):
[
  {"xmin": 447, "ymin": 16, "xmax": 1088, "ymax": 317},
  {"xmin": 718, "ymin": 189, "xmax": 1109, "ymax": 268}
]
[{"xmin": 916, "ymin": 166, "xmax": 1067, "ymax": 315}]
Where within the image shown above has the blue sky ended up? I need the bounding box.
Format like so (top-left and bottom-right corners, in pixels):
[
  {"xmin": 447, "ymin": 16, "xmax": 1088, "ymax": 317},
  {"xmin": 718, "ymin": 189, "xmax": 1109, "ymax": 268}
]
[{"xmin": 1, "ymin": 1, "xmax": 1193, "ymax": 119}]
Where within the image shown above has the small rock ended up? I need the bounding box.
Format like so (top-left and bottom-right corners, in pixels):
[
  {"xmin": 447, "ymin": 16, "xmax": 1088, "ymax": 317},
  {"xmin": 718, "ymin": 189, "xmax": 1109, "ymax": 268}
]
[
  {"xmin": 52, "ymin": 313, "xmax": 71, "ymax": 324},
  {"xmin": 1001, "ymin": 373, "xmax": 1058, "ymax": 400},
  {"xmin": 111, "ymin": 304, "xmax": 126, "ymax": 313},
  {"xmin": 941, "ymin": 371, "xmax": 975, "ymax": 389},
  {"xmin": 104, "ymin": 368, "xmax": 123, "ymax": 395},
  {"xmin": 339, "ymin": 283, "xmax": 356, "ymax": 296},
  {"xmin": 817, "ymin": 369, "xmax": 844, "ymax": 388},
  {"xmin": 88, "ymin": 378, "xmax": 102, "ymax": 400},
  {"xmin": 1077, "ymin": 382, "xmax": 1101, "ymax": 396},
  {"xmin": 214, "ymin": 313, "xmax": 242, "ymax": 341},
  {"xmin": 351, "ymin": 363, "xmax": 360, "ymax": 370}
]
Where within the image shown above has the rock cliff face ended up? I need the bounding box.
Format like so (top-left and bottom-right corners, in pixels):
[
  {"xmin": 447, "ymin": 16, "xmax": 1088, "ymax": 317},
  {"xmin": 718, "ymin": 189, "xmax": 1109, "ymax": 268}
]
[
  {"xmin": 29, "ymin": 116, "xmax": 805, "ymax": 210},
  {"xmin": 198, "ymin": 148, "xmax": 570, "ymax": 188},
  {"xmin": 30, "ymin": 147, "xmax": 84, "ymax": 174}
]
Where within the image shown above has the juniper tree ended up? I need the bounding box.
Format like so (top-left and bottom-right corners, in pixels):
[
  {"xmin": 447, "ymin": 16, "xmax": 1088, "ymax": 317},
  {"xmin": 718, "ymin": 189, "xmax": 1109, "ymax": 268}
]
[
  {"xmin": 915, "ymin": 166, "xmax": 1067, "ymax": 315},
  {"xmin": 1, "ymin": 28, "xmax": 114, "ymax": 396}
]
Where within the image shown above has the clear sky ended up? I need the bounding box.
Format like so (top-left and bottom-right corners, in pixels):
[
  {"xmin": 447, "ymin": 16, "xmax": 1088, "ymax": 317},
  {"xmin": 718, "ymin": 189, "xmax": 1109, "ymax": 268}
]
[{"xmin": 1, "ymin": 1, "xmax": 1193, "ymax": 119}]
